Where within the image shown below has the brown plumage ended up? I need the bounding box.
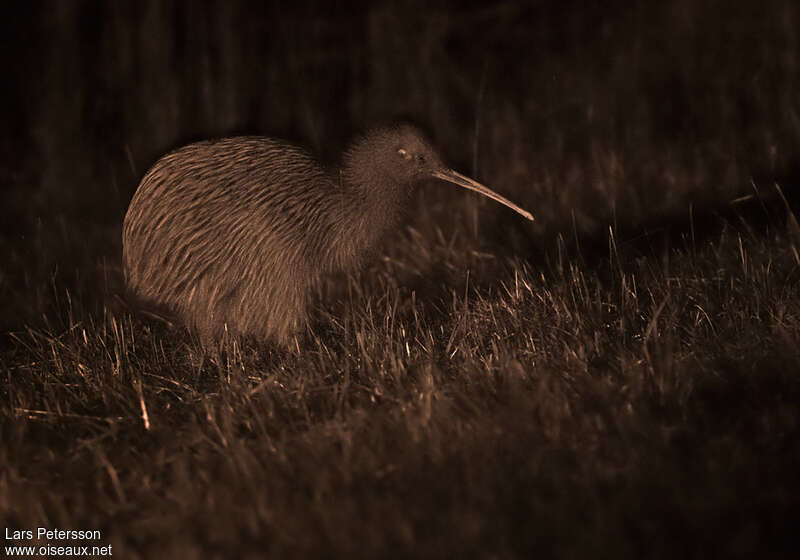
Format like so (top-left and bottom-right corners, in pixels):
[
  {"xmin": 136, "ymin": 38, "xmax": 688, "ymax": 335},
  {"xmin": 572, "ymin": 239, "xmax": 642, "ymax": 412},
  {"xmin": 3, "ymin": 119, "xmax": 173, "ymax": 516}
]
[{"xmin": 122, "ymin": 125, "xmax": 533, "ymax": 345}]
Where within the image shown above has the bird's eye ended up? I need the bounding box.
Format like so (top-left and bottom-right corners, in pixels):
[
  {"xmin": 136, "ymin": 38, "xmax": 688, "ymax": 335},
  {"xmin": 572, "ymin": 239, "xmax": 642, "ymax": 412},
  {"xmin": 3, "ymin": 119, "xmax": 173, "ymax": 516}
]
[{"xmin": 417, "ymin": 154, "xmax": 425, "ymax": 163}]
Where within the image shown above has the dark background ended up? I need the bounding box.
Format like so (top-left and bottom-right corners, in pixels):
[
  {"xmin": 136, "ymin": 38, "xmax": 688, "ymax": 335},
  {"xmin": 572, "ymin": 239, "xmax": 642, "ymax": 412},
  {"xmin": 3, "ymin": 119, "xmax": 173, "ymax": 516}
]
[{"xmin": 3, "ymin": 1, "xmax": 799, "ymax": 333}]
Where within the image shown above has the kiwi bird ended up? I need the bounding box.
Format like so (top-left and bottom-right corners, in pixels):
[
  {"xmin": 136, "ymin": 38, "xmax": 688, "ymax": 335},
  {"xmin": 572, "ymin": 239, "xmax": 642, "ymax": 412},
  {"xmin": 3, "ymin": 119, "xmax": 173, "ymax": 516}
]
[{"xmin": 123, "ymin": 124, "xmax": 533, "ymax": 345}]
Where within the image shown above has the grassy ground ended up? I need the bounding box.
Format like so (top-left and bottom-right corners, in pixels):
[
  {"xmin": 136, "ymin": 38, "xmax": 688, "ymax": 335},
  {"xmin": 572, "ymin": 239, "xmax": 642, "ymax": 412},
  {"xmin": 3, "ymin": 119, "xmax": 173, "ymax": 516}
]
[
  {"xmin": 4, "ymin": 193, "xmax": 800, "ymax": 558},
  {"xmin": 3, "ymin": 1, "xmax": 800, "ymax": 558}
]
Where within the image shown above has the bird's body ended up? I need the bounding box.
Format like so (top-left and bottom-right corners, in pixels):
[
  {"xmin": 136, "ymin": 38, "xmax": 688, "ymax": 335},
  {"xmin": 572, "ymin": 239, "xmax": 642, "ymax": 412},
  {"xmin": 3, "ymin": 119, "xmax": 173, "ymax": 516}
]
[{"xmin": 123, "ymin": 125, "xmax": 532, "ymax": 345}]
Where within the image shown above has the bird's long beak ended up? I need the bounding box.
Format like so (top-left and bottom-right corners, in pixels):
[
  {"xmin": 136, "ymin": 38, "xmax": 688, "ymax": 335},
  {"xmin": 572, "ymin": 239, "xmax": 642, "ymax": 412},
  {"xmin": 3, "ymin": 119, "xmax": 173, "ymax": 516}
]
[{"xmin": 432, "ymin": 169, "xmax": 534, "ymax": 221}]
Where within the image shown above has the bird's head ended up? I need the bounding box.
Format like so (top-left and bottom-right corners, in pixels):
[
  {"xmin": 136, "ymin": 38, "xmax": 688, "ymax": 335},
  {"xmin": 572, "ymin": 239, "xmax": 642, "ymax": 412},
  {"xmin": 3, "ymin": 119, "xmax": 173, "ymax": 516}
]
[{"xmin": 342, "ymin": 124, "xmax": 533, "ymax": 221}]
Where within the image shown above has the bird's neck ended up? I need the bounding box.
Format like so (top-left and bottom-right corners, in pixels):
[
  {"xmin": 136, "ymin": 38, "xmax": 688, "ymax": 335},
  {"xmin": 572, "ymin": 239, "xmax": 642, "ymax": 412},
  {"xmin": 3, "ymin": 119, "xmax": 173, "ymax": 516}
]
[{"xmin": 327, "ymin": 152, "xmax": 407, "ymax": 270}]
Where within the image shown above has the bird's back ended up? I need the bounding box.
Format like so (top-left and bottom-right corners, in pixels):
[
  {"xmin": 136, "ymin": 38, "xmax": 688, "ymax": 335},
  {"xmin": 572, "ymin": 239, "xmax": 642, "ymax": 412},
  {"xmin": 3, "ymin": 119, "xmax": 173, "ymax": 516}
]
[
  {"xmin": 125, "ymin": 137, "xmax": 337, "ymax": 267},
  {"xmin": 122, "ymin": 136, "xmax": 343, "ymax": 342}
]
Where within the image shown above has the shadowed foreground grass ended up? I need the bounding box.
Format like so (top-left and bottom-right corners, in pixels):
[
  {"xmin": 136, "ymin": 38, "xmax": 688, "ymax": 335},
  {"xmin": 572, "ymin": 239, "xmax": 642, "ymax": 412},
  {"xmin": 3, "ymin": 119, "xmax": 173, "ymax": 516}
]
[{"xmin": 3, "ymin": 203, "xmax": 800, "ymax": 558}]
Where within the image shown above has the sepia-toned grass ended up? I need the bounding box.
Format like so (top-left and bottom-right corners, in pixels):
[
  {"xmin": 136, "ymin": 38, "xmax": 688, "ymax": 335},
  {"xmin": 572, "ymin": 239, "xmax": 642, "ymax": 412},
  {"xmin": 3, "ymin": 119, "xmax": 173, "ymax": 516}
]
[{"xmin": 4, "ymin": 194, "xmax": 800, "ymax": 557}]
